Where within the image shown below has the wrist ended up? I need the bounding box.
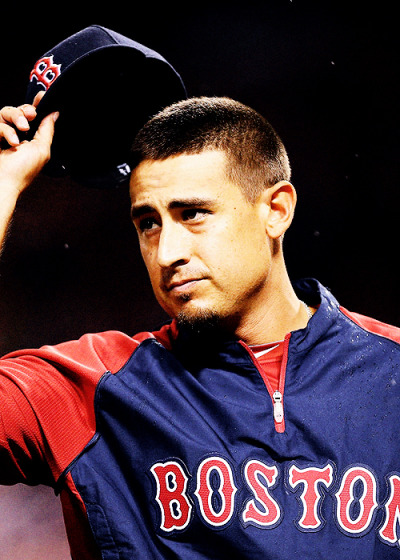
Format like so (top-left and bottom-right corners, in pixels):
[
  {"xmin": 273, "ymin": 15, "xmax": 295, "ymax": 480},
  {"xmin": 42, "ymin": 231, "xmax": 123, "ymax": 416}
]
[{"xmin": 0, "ymin": 183, "xmax": 23, "ymax": 213}]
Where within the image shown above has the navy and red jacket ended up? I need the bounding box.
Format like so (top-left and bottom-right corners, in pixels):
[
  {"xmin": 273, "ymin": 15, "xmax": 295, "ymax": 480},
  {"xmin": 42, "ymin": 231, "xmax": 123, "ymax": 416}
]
[{"xmin": 1, "ymin": 278, "xmax": 400, "ymax": 559}]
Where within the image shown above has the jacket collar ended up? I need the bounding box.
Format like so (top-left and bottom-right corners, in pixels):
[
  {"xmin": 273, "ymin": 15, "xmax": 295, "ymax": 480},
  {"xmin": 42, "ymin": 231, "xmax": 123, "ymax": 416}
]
[
  {"xmin": 158, "ymin": 278, "xmax": 341, "ymax": 358},
  {"xmin": 290, "ymin": 277, "xmax": 341, "ymax": 353}
]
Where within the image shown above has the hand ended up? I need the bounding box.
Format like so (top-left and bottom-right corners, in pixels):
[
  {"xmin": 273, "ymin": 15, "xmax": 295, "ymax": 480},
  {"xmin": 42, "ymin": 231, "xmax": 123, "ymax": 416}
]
[{"xmin": 0, "ymin": 93, "xmax": 59, "ymax": 196}]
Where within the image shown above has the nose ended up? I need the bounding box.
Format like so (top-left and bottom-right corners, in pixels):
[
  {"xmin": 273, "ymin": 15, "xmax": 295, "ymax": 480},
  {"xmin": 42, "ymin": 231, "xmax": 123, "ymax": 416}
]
[{"xmin": 157, "ymin": 220, "xmax": 191, "ymax": 268}]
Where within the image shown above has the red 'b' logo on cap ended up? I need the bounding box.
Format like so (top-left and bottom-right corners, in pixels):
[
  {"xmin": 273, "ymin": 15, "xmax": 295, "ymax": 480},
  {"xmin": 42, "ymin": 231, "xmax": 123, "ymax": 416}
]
[{"xmin": 30, "ymin": 55, "xmax": 62, "ymax": 90}]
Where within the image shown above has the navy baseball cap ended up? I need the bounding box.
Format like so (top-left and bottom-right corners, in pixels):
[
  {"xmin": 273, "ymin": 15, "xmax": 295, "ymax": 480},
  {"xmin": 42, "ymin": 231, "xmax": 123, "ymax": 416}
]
[{"xmin": 25, "ymin": 25, "xmax": 187, "ymax": 188}]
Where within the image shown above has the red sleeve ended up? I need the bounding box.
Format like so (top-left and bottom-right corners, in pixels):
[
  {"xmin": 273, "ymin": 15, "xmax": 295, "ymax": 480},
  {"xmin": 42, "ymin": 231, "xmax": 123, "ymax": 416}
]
[
  {"xmin": 340, "ymin": 307, "xmax": 400, "ymax": 344},
  {"xmin": 0, "ymin": 330, "xmax": 148, "ymax": 486}
]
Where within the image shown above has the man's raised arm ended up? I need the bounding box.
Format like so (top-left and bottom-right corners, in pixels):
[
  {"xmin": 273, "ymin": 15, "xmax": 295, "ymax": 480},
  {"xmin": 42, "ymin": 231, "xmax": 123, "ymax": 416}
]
[{"xmin": 0, "ymin": 97, "xmax": 58, "ymax": 248}]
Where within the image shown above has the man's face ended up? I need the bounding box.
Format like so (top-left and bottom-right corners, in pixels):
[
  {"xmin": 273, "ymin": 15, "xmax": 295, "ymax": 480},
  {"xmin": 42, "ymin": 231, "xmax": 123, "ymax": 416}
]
[{"xmin": 130, "ymin": 150, "xmax": 273, "ymax": 330}]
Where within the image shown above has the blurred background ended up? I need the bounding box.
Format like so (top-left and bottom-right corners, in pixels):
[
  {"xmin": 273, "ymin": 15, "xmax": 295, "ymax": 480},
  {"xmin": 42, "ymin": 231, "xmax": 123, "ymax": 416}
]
[{"xmin": 0, "ymin": 1, "xmax": 398, "ymax": 557}]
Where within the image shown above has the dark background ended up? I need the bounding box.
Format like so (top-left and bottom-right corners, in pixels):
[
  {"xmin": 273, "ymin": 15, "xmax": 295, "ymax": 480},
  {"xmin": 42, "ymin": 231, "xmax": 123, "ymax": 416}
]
[
  {"xmin": 0, "ymin": 1, "xmax": 398, "ymax": 557},
  {"xmin": 0, "ymin": 1, "xmax": 399, "ymax": 355}
]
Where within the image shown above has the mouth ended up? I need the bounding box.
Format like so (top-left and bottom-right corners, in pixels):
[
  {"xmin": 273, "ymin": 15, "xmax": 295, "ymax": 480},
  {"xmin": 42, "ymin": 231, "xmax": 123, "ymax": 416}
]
[{"xmin": 164, "ymin": 278, "xmax": 205, "ymax": 294}]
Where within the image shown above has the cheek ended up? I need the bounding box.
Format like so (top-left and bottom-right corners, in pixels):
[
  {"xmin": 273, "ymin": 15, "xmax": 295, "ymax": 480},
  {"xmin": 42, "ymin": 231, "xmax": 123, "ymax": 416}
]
[
  {"xmin": 227, "ymin": 219, "xmax": 269, "ymax": 259},
  {"xmin": 235, "ymin": 232, "xmax": 271, "ymax": 287},
  {"xmin": 206, "ymin": 223, "xmax": 269, "ymax": 282},
  {"xmin": 140, "ymin": 246, "xmax": 159, "ymax": 285}
]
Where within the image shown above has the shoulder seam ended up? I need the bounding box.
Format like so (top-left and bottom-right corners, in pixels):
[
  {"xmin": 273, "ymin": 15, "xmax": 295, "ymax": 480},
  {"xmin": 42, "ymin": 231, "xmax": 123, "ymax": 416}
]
[{"xmin": 339, "ymin": 307, "xmax": 400, "ymax": 348}]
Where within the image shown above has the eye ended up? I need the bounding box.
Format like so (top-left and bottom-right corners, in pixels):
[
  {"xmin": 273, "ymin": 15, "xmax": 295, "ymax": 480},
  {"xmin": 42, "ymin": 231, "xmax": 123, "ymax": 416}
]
[
  {"xmin": 138, "ymin": 216, "xmax": 160, "ymax": 232},
  {"xmin": 181, "ymin": 209, "xmax": 209, "ymax": 222}
]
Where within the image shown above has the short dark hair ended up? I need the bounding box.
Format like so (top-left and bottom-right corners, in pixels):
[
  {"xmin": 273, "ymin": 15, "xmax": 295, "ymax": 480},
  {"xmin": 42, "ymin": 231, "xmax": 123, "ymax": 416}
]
[{"xmin": 131, "ymin": 97, "xmax": 291, "ymax": 202}]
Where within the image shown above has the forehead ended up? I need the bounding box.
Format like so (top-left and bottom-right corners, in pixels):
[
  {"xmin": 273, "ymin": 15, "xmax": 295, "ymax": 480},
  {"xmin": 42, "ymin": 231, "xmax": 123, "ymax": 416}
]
[{"xmin": 129, "ymin": 150, "xmax": 235, "ymax": 205}]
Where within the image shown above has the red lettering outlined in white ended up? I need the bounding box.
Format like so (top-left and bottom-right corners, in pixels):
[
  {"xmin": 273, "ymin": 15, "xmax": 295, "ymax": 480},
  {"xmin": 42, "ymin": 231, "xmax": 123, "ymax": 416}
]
[
  {"xmin": 29, "ymin": 56, "xmax": 62, "ymax": 91},
  {"xmin": 150, "ymin": 454, "xmax": 400, "ymax": 548},
  {"xmin": 288, "ymin": 463, "xmax": 334, "ymax": 531},
  {"xmin": 194, "ymin": 456, "xmax": 237, "ymax": 527},
  {"xmin": 242, "ymin": 459, "xmax": 282, "ymax": 528},
  {"xmin": 335, "ymin": 465, "xmax": 378, "ymax": 536},
  {"xmin": 150, "ymin": 460, "xmax": 192, "ymax": 532},
  {"xmin": 379, "ymin": 474, "xmax": 400, "ymax": 547}
]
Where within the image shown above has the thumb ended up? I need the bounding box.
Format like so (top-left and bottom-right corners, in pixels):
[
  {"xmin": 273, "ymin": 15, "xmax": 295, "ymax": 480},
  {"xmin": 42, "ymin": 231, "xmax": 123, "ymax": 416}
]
[{"xmin": 33, "ymin": 111, "xmax": 59, "ymax": 148}]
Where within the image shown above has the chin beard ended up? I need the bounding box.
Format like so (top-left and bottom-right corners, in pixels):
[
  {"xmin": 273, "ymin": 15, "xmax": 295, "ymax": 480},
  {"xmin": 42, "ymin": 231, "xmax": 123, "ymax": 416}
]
[
  {"xmin": 173, "ymin": 292, "xmax": 240, "ymax": 342},
  {"xmin": 176, "ymin": 308, "xmax": 222, "ymax": 335}
]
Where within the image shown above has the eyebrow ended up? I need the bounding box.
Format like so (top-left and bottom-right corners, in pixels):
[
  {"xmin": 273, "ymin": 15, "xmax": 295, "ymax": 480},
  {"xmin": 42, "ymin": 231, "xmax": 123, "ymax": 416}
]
[{"xmin": 131, "ymin": 197, "xmax": 215, "ymax": 220}]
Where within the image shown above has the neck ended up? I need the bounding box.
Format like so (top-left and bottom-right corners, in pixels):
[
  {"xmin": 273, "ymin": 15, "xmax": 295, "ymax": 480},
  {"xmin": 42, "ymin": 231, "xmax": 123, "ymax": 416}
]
[{"xmin": 233, "ymin": 259, "xmax": 310, "ymax": 346}]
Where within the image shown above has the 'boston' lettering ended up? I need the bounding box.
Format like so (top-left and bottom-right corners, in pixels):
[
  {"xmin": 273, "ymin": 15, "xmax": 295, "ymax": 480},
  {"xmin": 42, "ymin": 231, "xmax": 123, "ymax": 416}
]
[{"xmin": 150, "ymin": 455, "xmax": 400, "ymax": 549}]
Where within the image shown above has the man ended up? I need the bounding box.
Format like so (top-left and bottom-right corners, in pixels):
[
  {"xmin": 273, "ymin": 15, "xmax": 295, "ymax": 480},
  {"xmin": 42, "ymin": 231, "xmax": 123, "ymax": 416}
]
[{"xmin": 1, "ymin": 96, "xmax": 400, "ymax": 559}]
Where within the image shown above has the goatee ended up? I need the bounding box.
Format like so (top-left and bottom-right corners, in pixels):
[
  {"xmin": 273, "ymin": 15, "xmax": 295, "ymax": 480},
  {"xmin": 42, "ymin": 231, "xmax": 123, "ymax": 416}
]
[{"xmin": 176, "ymin": 308, "xmax": 223, "ymax": 337}]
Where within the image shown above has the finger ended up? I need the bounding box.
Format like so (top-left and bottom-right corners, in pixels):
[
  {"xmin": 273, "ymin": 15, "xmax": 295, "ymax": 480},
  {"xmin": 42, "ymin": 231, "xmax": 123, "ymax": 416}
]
[
  {"xmin": 0, "ymin": 123, "xmax": 20, "ymax": 146},
  {"xmin": 33, "ymin": 111, "xmax": 59, "ymax": 147},
  {"xmin": 33, "ymin": 91, "xmax": 45, "ymax": 107},
  {"xmin": 0, "ymin": 106, "xmax": 30, "ymax": 131},
  {"xmin": 19, "ymin": 104, "xmax": 37, "ymax": 122}
]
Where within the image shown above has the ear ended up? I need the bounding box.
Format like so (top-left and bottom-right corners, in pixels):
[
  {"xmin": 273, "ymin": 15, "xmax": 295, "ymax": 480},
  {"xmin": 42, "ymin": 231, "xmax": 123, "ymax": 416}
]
[{"xmin": 260, "ymin": 181, "xmax": 297, "ymax": 239}]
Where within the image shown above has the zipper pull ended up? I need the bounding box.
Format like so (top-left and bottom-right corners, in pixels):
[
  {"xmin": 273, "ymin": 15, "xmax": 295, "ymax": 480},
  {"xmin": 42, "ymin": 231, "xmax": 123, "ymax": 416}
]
[{"xmin": 272, "ymin": 391, "xmax": 284, "ymax": 423}]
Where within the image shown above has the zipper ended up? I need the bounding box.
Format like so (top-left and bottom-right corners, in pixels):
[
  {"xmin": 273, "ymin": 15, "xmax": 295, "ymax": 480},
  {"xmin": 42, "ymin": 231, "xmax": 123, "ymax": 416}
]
[
  {"xmin": 273, "ymin": 332, "xmax": 291, "ymax": 433},
  {"xmin": 240, "ymin": 333, "xmax": 291, "ymax": 433},
  {"xmin": 272, "ymin": 391, "xmax": 284, "ymax": 423}
]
